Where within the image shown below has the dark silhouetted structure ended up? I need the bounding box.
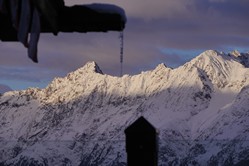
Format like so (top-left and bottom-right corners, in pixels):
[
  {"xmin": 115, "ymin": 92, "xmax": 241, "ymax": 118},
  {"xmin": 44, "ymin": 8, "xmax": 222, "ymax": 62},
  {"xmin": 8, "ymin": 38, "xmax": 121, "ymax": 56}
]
[
  {"xmin": 125, "ymin": 116, "xmax": 158, "ymax": 166},
  {"xmin": 0, "ymin": 3, "xmax": 126, "ymax": 40},
  {"xmin": 0, "ymin": 0, "xmax": 126, "ymax": 62}
]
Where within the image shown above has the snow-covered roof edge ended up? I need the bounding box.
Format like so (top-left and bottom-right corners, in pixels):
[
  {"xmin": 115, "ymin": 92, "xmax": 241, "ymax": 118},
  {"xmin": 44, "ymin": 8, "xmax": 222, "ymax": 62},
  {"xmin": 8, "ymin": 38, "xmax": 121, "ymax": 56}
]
[{"xmin": 85, "ymin": 3, "xmax": 127, "ymax": 22}]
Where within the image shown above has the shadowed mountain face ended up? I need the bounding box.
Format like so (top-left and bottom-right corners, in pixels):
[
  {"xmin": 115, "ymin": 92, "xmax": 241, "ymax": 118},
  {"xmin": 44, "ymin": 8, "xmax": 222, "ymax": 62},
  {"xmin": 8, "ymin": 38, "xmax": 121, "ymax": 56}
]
[
  {"xmin": 1, "ymin": 50, "xmax": 249, "ymax": 165},
  {"xmin": 0, "ymin": 84, "xmax": 12, "ymax": 94}
]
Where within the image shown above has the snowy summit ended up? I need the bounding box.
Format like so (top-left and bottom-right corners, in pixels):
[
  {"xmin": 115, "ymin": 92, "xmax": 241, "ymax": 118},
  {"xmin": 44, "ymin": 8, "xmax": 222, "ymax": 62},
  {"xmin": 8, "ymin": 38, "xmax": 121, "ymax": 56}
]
[{"xmin": 0, "ymin": 50, "xmax": 249, "ymax": 165}]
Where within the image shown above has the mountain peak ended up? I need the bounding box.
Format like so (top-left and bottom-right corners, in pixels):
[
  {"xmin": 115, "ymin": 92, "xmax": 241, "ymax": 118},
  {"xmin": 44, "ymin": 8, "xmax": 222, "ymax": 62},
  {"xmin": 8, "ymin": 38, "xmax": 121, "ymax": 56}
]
[
  {"xmin": 44, "ymin": 61, "xmax": 103, "ymax": 93},
  {"xmin": 1, "ymin": 50, "xmax": 249, "ymax": 165},
  {"xmin": 203, "ymin": 49, "xmax": 219, "ymax": 55},
  {"xmin": 79, "ymin": 61, "xmax": 103, "ymax": 74},
  {"xmin": 229, "ymin": 50, "xmax": 241, "ymax": 58},
  {"xmin": 154, "ymin": 63, "xmax": 168, "ymax": 70},
  {"xmin": 189, "ymin": 49, "xmax": 246, "ymax": 66},
  {"xmin": 181, "ymin": 50, "xmax": 246, "ymax": 88},
  {"xmin": 199, "ymin": 50, "xmax": 220, "ymax": 58}
]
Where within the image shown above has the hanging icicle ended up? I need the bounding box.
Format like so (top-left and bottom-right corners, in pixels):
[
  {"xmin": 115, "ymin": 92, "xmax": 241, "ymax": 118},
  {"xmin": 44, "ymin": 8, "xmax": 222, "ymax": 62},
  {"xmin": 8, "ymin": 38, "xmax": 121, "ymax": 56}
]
[{"xmin": 119, "ymin": 31, "xmax": 124, "ymax": 77}]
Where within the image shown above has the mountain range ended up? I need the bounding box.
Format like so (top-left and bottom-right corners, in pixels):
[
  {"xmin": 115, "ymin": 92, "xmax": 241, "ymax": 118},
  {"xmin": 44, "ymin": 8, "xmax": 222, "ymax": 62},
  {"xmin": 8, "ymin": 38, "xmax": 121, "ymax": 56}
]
[{"xmin": 0, "ymin": 50, "xmax": 249, "ymax": 165}]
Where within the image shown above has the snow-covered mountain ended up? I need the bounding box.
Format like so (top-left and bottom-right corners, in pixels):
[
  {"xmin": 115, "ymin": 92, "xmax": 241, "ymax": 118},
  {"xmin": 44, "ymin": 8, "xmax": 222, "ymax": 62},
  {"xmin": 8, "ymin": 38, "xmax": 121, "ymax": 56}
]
[{"xmin": 1, "ymin": 50, "xmax": 249, "ymax": 165}]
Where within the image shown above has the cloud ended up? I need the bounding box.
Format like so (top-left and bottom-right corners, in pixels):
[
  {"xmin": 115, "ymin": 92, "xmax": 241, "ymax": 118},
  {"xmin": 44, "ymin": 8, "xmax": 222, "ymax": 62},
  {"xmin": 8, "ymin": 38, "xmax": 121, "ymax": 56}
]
[
  {"xmin": 1, "ymin": 0, "xmax": 249, "ymax": 90},
  {"xmin": 65, "ymin": 0, "xmax": 249, "ymax": 22},
  {"xmin": 65, "ymin": 0, "xmax": 195, "ymax": 20},
  {"xmin": 209, "ymin": 0, "xmax": 226, "ymax": 2}
]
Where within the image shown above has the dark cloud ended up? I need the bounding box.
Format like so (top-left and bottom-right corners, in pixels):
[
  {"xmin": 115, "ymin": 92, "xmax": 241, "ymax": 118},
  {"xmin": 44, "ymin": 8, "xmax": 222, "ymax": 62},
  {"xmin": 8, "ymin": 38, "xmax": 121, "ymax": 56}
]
[{"xmin": 0, "ymin": 0, "xmax": 249, "ymax": 89}]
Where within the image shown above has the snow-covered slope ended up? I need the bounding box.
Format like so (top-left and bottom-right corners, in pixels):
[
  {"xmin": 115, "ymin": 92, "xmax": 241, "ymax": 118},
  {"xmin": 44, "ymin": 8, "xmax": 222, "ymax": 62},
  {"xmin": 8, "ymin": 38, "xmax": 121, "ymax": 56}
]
[{"xmin": 0, "ymin": 50, "xmax": 249, "ymax": 165}]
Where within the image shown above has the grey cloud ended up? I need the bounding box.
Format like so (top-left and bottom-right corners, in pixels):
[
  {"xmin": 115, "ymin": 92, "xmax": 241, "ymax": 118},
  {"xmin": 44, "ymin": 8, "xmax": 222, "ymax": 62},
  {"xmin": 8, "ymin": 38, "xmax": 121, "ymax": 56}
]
[
  {"xmin": 65, "ymin": 0, "xmax": 249, "ymax": 21},
  {"xmin": 209, "ymin": 0, "xmax": 226, "ymax": 2},
  {"xmin": 0, "ymin": 66, "xmax": 47, "ymax": 82},
  {"xmin": 65, "ymin": 0, "xmax": 195, "ymax": 20}
]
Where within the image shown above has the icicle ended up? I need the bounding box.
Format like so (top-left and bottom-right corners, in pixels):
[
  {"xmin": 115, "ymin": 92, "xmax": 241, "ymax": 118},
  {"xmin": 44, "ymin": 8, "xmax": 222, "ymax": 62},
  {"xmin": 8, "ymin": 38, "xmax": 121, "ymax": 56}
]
[{"xmin": 119, "ymin": 31, "xmax": 124, "ymax": 77}]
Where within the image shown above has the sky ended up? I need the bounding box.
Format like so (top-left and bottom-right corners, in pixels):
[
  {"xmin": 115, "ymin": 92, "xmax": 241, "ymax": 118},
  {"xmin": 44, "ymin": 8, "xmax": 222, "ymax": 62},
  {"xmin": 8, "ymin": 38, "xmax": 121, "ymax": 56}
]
[{"xmin": 0, "ymin": 0, "xmax": 249, "ymax": 92}]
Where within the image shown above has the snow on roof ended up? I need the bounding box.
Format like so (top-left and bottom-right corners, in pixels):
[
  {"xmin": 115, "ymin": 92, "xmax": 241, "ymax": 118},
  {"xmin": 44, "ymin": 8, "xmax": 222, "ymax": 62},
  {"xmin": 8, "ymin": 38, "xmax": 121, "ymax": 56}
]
[{"xmin": 85, "ymin": 3, "xmax": 127, "ymax": 22}]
